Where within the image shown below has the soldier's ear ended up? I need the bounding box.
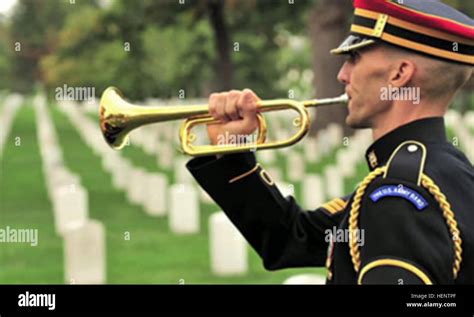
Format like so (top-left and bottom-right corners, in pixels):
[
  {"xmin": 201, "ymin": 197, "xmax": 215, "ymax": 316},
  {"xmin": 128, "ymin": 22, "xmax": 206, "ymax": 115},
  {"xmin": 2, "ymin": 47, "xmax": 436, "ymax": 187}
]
[{"xmin": 389, "ymin": 59, "xmax": 416, "ymax": 88}]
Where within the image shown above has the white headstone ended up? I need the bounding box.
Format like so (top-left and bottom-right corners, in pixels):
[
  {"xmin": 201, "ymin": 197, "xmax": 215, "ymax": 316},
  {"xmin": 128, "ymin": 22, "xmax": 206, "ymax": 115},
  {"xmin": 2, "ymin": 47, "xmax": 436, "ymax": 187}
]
[
  {"xmin": 336, "ymin": 149, "xmax": 356, "ymax": 178},
  {"xmin": 42, "ymin": 146, "xmax": 64, "ymax": 168},
  {"xmin": 142, "ymin": 126, "xmax": 158, "ymax": 155},
  {"xmin": 276, "ymin": 182, "xmax": 294, "ymax": 198},
  {"xmin": 52, "ymin": 184, "xmax": 89, "ymax": 236},
  {"xmin": 258, "ymin": 150, "xmax": 276, "ymax": 164},
  {"xmin": 102, "ymin": 152, "xmax": 122, "ymax": 173},
  {"xmin": 327, "ymin": 123, "xmax": 343, "ymax": 148},
  {"xmin": 464, "ymin": 111, "xmax": 474, "ymax": 129},
  {"xmin": 126, "ymin": 167, "xmax": 148, "ymax": 205},
  {"xmin": 445, "ymin": 109, "xmax": 461, "ymax": 127},
  {"xmin": 286, "ymin": 152, "xmax": 305, "ymax": 182},
  {"xmin": 46, "ymin": 166, "xmax": 80, "ymax": 200},
  {"xmin": 111, "ymin": 158, "xmax": 132, "ymax": 191},
  {"xmin": 283, "ymin": 273, "xmax": 326, "ymax": 285},
  {"xmin": 63, "ymin": 220, "xmax": 106, "ymax": 284},
  {"xmin": 0, "ymin": 94, "xmax": 23, "ymax": 156},
  {"xmin": 302, "ymin": 175, "xmax": 324, "ymax": 209},
  {"xmin": 169, "ymin": 184, "xmax": 199, "ymax": 234},
  {"xmin": 162, "ymin": 124, "xmax": 174, "ymax": 142},
  {"xmin": 266, "ymin": 167, "xmax": 282, "ymax": 183},
  {"xmin": 200, "ymin": 188, "xmax": 214, "ymax": 204},
  {"xmin": 144, "ymin": 173, "xmax": 168, "ymax": 216},
  {"xmin": 157, "ymin": 143, "xmax": 174, "ymax": 169},
  {"xmin": 209, "ymin": 212, "xmax": 248, "ymax": 276},
  {"xmin": 316, "ymin": 129, "xmax": 331, "ymax": 156},
  {"xmin": 303, "ymin": 137, "xmax": 319, "ymax": 162},
  {"xmin": 324, "ymin": 165, "xmax": 344, "ymax": 199},
  {"xmin": 174, "ymin": 157, "xmax": 193, "ymax": 184},
  {"xmin": 130, "ymin": 129, "xmax": 145, "ymax": 148}
]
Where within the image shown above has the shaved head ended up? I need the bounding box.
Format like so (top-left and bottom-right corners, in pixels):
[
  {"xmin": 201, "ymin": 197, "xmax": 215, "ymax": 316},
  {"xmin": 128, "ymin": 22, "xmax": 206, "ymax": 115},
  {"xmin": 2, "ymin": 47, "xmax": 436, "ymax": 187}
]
[{"xmin": 380, "ymin": 44, "xmax": 473, "ymax": 105}]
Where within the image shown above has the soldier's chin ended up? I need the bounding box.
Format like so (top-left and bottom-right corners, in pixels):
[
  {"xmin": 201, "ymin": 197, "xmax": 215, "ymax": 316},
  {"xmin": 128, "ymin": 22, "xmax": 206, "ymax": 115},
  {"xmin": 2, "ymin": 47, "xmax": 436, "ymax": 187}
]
[{"xmin": 346, "ymin": 114, "xmax": 371, "ymax": 129}]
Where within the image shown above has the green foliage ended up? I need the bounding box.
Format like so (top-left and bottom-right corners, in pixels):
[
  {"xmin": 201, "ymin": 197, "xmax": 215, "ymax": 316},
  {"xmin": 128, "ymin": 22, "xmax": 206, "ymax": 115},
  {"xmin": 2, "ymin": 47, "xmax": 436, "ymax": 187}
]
[
  {"xmin": 1, "ymin": 0, "xmax": 318, "ymax": 99},
  {"xmin": 141, "ymin": 16, "xmax": 215, "ymax": 98},
  {"xmin": 6, "ymin": 0, "xmax": 98, "ymax": 93},
  {"xmin": 0, "ymin": 0, "xmax": 471, "ymax": 106}
]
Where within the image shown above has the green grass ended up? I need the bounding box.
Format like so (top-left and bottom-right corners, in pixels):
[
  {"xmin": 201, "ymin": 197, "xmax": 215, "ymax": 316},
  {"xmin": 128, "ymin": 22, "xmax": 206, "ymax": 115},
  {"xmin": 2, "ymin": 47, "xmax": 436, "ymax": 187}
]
[{"xmin": 0, "ymin": 101, "xmax": 64, "ymax": 283}]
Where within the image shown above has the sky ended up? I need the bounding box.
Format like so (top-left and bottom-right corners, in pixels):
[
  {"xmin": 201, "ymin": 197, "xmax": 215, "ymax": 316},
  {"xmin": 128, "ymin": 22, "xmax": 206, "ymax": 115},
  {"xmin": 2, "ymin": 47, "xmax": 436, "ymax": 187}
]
[{"xmin": 0, "ymin": 0, "xmax": 17, "ymax": 16}]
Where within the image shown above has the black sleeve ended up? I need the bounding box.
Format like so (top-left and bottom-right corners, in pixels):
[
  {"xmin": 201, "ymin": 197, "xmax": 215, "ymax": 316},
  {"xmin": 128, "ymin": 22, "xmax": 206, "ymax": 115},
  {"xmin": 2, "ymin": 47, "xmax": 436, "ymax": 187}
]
[
  {"xmin": 187, "ymin": 153, "xmax": 347, "ymax": 270},
  {"xmin": 357, "ymin": 178, "xmax": 455, "ymax": 285}
]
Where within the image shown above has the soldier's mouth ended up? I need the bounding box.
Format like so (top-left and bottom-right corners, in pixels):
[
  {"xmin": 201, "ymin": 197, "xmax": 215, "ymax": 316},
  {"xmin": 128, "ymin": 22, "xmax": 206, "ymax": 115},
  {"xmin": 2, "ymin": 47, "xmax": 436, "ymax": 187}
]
[{"xmin": 345, "ymin": 88, "xmax": 352, "ymax": 101}]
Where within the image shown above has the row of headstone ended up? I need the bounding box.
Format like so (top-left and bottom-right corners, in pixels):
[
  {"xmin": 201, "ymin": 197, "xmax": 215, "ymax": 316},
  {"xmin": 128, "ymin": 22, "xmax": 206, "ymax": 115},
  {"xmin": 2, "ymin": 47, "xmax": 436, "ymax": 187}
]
[
  {"xmin": 35, "ymin": 97, "xmax": 87, "ymax": 233},
  {"xmin": 316, "ymin": 123, "xmax": 344, "ymax": 157},
  {"xmin": 302, "ymin": 175, "xmax": 324, "ymax": 209},
  {"xmin": 322, "ymin": 129, "xmax": 372, "ymax": 200},
  {"xmin": 256, "ymin": 127, "xmax": 372, "ymax": 212},
  {"xmin": 89, "ymin": 101, "xmax": 253, "ymax": 276},
  {"xmin": 34, "ymin": 95, "xmax": 105, "ymax": 284},
  {"xmin": 286, "ymin": 152, "xmax": 305, "ymax": 182},
  {"xmin": 0, "ymin": 94, "xmax": 23, "ymax": 158},
  {"xmin": 60, "ymin": 102, "xmax": 168, "ymax": 216},
  {"xmin": 60, "ymin": 101, "xmax": 204, "ymax": 234},
  {"xmin": 75, "ymin": 100, "xmax": 253, "ymax": 276},
  {"xmin": 303, "ymin": 137, "xmax": 319, "ymax": 163}
]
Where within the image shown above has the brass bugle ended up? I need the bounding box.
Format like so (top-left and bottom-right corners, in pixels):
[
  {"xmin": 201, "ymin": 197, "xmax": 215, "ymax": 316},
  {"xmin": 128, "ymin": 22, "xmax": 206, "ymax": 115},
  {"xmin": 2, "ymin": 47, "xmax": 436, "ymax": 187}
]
[{"xmin": 99, "ymin": 87, "xmax": 348, "ymax": 156}]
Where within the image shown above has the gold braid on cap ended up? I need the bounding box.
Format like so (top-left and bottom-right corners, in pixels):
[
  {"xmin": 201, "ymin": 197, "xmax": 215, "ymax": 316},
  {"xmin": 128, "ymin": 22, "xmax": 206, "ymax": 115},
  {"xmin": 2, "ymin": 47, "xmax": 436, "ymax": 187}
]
[{"xmin": 348, "ymin": 166, "xmax": 462, "ymax": 280}]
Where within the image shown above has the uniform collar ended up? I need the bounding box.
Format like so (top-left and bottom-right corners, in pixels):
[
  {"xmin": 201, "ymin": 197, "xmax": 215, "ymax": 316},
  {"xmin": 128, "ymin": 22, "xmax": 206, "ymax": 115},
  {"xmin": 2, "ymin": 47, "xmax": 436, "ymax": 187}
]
[{"xmin": 365, "ymin": 117, "xmax": 447, "ymax": 170}]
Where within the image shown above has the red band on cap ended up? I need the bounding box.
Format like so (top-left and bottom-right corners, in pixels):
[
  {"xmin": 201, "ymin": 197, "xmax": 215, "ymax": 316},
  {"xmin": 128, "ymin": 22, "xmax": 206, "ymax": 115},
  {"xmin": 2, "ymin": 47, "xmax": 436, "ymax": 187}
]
[{"xmin": 354, "ymin": 0, "xmax": 474, "ymax": 40}]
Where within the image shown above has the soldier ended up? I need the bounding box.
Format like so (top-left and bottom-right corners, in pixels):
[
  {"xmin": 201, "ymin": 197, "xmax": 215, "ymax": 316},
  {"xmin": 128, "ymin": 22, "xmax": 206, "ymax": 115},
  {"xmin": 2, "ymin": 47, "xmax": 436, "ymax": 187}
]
[{"xmin": 187, "ymin": 0, "xmax": 473, "ymax": 284}]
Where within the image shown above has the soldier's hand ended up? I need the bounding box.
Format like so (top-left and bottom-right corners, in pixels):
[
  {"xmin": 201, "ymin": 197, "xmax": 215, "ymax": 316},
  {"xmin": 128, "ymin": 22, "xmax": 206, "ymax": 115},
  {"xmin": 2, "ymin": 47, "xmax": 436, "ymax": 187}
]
[{"xmin": 207, "ymin": 89, "xmax": 260, "ymax": 145}]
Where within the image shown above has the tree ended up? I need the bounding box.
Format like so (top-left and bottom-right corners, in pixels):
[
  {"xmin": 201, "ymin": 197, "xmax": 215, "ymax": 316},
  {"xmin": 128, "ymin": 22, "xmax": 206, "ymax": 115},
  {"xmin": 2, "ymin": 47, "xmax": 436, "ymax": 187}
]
[
  {"xmin": 309, "ymin": 0, "xmax": 352, "ymax": 135},
  {"xmin": 207, "ymin": 0, "xmax": 234, "ymax": 90},
  {"xmin": 6, "ymin": 0, "xmax": 98, "ymax": 93}
]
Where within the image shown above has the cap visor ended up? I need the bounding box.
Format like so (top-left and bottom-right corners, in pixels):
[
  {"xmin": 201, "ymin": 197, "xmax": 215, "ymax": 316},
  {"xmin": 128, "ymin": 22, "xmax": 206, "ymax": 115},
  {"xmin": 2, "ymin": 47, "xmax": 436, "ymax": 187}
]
[{"xmin": 330, "ymin": 35, "xmax": 376, "ymax": 55}]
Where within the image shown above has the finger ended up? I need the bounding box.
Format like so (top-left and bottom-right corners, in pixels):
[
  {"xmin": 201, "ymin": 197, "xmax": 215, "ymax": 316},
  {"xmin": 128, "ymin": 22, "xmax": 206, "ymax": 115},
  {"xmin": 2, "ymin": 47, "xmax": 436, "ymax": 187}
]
[
  {"xmin": 235, "ymin": 89, "xmax": 259, "ymax": 134},
  {"xmin": 239, "ymin": 89, "xmax": 259, "ymax": 117},
  {"xmin": 215, "ymin": 92, "xmax": 229, "ymax": 122},
  {"xmin": 239, "ymin": 113, "xmax": 259, "ymax": 135},
  {"xmin": 225, "ymin": 90, "xmax": 242, "ymax": 121},
  {"xmin": 243, "ymin": 88, "xmax": 260, "ymax": 102},
  {"xmin": 209, "ymin": 93, "xmax": 219, "ymax": 119}
]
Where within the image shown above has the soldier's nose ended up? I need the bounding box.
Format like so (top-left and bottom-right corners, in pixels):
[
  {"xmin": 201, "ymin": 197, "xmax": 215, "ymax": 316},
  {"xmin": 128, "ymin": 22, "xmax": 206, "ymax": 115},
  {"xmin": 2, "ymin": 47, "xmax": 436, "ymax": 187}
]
[{"xmin": 337, "ymin": 62, "xmax": 351, "ymax": 85}]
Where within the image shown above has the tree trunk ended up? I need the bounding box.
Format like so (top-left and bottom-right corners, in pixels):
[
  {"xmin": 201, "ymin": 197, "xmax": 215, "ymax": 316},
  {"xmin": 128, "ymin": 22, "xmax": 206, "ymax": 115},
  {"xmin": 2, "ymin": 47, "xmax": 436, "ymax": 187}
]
[
  {"xmin": 309, "ymin": 0, "xmax": 352, "ymax": 136},
  {"xmin": 208, "ymin": 0, "xmax": 234, "ymax": 91}
]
